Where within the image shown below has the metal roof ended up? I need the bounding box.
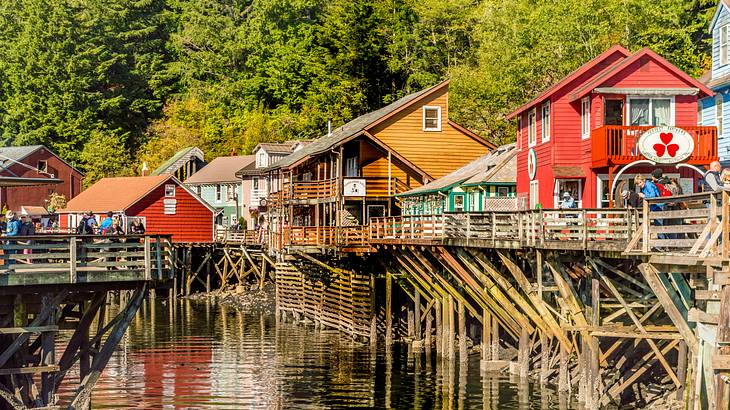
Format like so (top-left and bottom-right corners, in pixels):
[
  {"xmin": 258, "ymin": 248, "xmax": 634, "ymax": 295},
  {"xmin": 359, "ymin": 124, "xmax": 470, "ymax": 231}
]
[
  {"xmin": 400, "ymin": 144, "xmax": 516, "ymax": 196},
  {"xmin": 185, "ymin": 155, "xmax": 254, "ymax": 184},
  {"xmin": 267, "ymin": 81, "xmax": 448, "ymax": 171},
  {"xmin": 152, "ymin": 147, "xmax": 205, "ymax": 176}
]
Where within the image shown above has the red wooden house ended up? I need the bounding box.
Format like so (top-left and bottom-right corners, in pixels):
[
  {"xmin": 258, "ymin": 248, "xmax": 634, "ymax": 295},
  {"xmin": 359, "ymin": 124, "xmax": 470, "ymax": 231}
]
[
  {"xmin": 507, "ymin": 45, "xmax": 717, "ymax": 209},
  {"xmin": 58, "ymin": 175, "xmax": 216, "ymax": 243},
  {"xmin": 0, "ymin": 145, "xmax": 83, "ymax": 211}
]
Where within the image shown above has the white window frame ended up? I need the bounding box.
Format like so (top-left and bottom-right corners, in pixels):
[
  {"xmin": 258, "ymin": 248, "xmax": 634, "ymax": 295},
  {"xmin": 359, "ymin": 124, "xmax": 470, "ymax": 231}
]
[
  {"xmin": 256, "ymin": 150, "xmax": 267, "ymax": 168},
  {"xmin": 164, "ymin": 184, "xmax": 176, "ymax": 198},
  {"xmin": 215, "ymin": 185, "xmax": 222, "ymax": 202},
  {"xmin": 722, "ymin": 25, "xmax": 729, "ymax": 66},
  {"xmin": 529, "ymin": 180, "xmax": 539, "ymax": 209},
  {"xmin": 625, "ymin": 96, "xmax": 675, "ymax": 126},
  {"xmin": 517, "ymin": 116, "xmax": 523, "ymax": 151},
  {"xmin": 581, "ymin": 97, "xmax": 591, "ymax": 139},
  {"xmin": 422, "ymin": 106, "xmax": 442, "ymax": 132},
  {"xmin": 253, "ymin": 177, "xmax": 259, "ymax": 190},
  {"xmin": 541, "ymin": 101, "xmax": 551, "ymax": 143},
  {"xmin": 528, "ymin": 108, "xmax": 537, "ymax": 147},
  {"xmin": 717, "ymin": 95, "xmax": 724, "ymax": 135}
]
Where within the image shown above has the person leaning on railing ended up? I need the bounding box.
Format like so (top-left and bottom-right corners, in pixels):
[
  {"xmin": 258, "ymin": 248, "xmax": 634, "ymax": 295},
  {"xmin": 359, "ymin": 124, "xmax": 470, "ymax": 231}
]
[{"xmin": 635, "ymin": 175, "xmax": 666, "ymax": 240}]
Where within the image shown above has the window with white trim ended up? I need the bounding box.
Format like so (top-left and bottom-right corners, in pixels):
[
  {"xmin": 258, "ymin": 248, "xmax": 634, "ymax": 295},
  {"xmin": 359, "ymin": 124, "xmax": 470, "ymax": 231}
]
[
  {"xmin": 529, "ymin": 180, "xmax": 539, "ymax": 209},
  {"xmin": 517, "ymin": 116, "xmax": 523, "ymax": 150},
  {"xmin": 422, "ymin": 106, "xmax": 442, "ymax": 131},
  {"xmin": 164, "ymin": 184, "xmax": 176, "ymax": 197},
  {"xmin": 215, "ymin": 185, "xmax": 222, "ymax": 202},
  {"xmin": 256, "ymin": 150, "xmax": 267, "ymax": 168},
  {"xmin": 528, "ymin": 108, "xmax": 537, "ymax": 146},
  {"xmin": 722, "ymin": 25, "xmax": 728, "ymax": 66},
  {"xmin": 628, "ymin": 97, "xmax": 673, "ymax": 126},
  {"xmin": 345, "ymin": 157, "xmax": 359, "ymax": 177},
  {"xmin": 541, "ymin": 101, "xmax": 551, "ymax": 142},
  {"xmin": 717, "ymin": 95, "xmax": 724, "ymax": 135},
  {"xmin": 253, "ymin": 177, "xmax": 259, "ymax": 190},
  {"xmin": 581, "ymin": 97, "xmax": 591, "ymax": 139}
]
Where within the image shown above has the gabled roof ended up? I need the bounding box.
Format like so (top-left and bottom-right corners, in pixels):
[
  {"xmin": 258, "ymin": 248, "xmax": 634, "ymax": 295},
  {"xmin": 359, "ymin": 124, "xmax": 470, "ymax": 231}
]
[
  {"xmin": 152, "ymin": 147, "xmax": 205, "ymax": 176},
  {"xmin": 255, "ymin": 141, "xmax": 306, "ymax": 155},
  {"xmin": 268, "ymin": 82, "xmax": 450, "ymax": 171},
  {"xmin": 399, "ymin": 144, "xmax": 516, "ymax": 197},
  {"xmin": 568, "ymin": 48, "xmax": 714, "ymax": 102},
  {"xmin": 185, "ymin": 155, "xmax": 254, "ymax": 184},
  {"xmin": 59, "ymin": 175, "xmax": 216, "ymax": 214},
  {"xmin": 506, "ymin": 45, "xmax": 631, "ymax": 120},
  {"xmin": 0, "ymin": 145, "xmax": 83, "ymax": 176},
  {"xmin": 710, "ymin": 0, "xmax": 730, "ymax": 33}
]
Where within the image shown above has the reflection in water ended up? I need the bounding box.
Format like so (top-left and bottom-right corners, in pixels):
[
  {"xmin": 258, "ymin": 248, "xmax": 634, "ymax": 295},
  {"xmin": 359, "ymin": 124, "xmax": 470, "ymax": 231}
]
[{"xmin": 58, "ymin": 299, "xmax": 577, "ymax": 409}]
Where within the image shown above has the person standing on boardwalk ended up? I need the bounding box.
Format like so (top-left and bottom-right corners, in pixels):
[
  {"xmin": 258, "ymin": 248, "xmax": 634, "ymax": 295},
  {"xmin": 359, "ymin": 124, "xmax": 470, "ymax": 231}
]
[
  {"xmin": 622, "ymin": 189, "xmax": 641, "ymax": 208},
  {"xmin": 703, "ymin": 160, "xmax": 723, "ymax": 192},
  {"xmin": 5, "ymin": 211, "xmax": 20, "ymax": 237},
  {"xmin": 635, "ymin": 175, "xmax": 666, "ymax": 240},
  {"xmin": 99, "ymin": 211, "xmax": 114, "ymax": 235}
]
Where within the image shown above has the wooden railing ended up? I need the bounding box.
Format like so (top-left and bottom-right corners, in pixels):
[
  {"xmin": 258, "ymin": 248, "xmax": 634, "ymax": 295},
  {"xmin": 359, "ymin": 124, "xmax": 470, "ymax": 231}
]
[
  {"xmin": 362, "ymin": 177, "xmax": 410, "ymax": 197},
  {"xmin": 215, "ymin": 229, "xmax": 262, "ymax": 245},
  {"xmin": 591, "ymin": 125, "xmax": 717, "ymax": 167},
  {"xmin": 290, "ymin": 178, "xmax": 338, "ymax": 200},
  {"xmin": 624, "ymin": 191, "xmax": 729, "ymax": 258},
  {"xmin": 281, "ymin": 226, "xmax": 370, "ymax": 248},
  {"xmin": 0, "ymin": 235, "xmax": 173, "ymax": 286},
  {"xmin": 370, "ymin": 209, "xmax": 639, "ymax": 251}
]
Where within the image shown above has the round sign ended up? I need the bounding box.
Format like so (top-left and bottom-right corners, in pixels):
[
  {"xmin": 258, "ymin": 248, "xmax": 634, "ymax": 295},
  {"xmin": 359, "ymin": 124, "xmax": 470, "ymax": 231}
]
[
  {"xmin": 259, "ymin": 198, "xmax": 268, "ymax": 207},
  {"xmin": 527, "ymin": 148, "xmax": 537, "ymax": 180},
  {"xmin": 637, "ymin": 126, "xmax": 695, "ymax": 164}
]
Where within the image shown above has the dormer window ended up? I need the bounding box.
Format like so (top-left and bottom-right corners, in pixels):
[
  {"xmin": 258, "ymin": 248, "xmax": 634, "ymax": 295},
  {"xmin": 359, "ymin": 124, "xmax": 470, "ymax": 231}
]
[
  {"xmin": 422, "ymin": 106, "xmax": 442, "ymax": 131},
  {"xmin": 37, "ymin": 160, "xmax": 47, "ymax": 174},
  {"xmin": 722, "ymin": 25, "xmax": 728, "ymax": 66},
  {"xmin": 256, "ymin": 150, "xmax": 267, "ymax": 168}
]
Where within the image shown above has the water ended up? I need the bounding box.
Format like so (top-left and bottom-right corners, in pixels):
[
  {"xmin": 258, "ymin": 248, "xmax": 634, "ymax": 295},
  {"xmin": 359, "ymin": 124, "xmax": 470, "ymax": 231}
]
[{"xmin": 61, "ymin": 299, "xmax": 579, "ymax": 409}]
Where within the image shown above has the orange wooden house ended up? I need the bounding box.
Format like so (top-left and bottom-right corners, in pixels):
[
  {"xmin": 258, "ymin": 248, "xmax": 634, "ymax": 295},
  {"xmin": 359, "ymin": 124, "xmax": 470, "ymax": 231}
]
[{"xmin": 263, "ymin": 80, "xmax": 494, "ymax": 252}]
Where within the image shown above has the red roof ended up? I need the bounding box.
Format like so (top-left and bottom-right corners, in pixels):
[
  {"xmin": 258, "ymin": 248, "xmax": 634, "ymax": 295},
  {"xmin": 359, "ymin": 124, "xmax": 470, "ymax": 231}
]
[
  {"xmin": 567, "ymin": 48, "xmax": 714, "ymax": 102},
  {"xmin": 59, "ymin": 175, "xmax": 214, "ymax": 213},
  {"xmin": 506, "ymin": 45, "xmax": 630, "ymax": 120}
]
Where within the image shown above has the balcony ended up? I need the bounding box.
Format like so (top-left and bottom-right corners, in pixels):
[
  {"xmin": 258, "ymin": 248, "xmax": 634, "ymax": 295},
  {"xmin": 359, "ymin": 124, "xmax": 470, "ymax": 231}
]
[
  {"xmin": 591, "ymin": 125, "xmax": 717, "ymax": 167},
  {"xmin": 271, "ymin": 226, "xmax": 370, "ymax": 250}
]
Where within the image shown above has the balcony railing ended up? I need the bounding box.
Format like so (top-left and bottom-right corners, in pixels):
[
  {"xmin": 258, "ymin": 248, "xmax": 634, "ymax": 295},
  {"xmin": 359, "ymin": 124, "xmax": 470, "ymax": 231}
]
[
  {"xmin": 591, "ymin": 125, "xmax": 717, "ymax": 167},
  {"xmin": 276, "ymin": 225, "xmax": 370, "ymax": 248}
]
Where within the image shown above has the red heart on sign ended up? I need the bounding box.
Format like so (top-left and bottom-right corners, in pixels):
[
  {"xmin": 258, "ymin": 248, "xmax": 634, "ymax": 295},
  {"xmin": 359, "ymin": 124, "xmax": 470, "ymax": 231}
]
[
  {"xmin": 653, "ymin": 144, "xmax": 666, "ymax": 157},
  {"xmin": 660, "ymin": 132, "xmax": 673, "ymax": 145},
  {"xmin": 666, "ymin": 143, "xmax": 679, "ymax": 157}
]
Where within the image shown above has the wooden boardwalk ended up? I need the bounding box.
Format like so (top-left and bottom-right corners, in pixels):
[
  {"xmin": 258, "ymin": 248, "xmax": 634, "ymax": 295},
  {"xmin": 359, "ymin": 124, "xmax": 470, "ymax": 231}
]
[
  {"xmin": 269, "ymin": 190, "xmax": 730, "ymax": 408},
  {"xmin": 0, "ymin": 234, "xmax": 172, "ymax": 410}
]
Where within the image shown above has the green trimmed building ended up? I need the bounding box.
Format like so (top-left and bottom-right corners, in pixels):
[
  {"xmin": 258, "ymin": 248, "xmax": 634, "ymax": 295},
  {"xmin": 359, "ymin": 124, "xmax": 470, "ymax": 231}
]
[{"xmin": 398, "ymin": 144, "xmax": 517, "ymax": 215}]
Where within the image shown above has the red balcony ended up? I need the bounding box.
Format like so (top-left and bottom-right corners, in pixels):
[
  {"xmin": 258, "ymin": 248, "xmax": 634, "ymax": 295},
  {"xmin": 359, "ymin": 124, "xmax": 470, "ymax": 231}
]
[{"xmin": 591, "ymin": 125, "xmax": 717, "ymax": 167}]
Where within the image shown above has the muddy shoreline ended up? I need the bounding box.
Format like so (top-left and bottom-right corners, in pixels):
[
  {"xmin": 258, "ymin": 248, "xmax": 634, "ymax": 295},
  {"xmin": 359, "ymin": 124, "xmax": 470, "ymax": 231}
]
[{"xmin": 185, "ymin": 282, "xmax": 276, "ymax": 314}]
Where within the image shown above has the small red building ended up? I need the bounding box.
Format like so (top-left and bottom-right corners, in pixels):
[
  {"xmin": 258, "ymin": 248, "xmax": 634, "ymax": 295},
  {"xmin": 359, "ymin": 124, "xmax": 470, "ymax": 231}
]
[
  {"xmin": 507, "ymin": 45, "xmax": 717, "ymax": 209},
  {"xmin": 0, "ymin": 145, "xmax": 83, "ymax": 211},
  {"xmin": 58, "ymin": 175, "xmax": 216, "ymax": 243}
]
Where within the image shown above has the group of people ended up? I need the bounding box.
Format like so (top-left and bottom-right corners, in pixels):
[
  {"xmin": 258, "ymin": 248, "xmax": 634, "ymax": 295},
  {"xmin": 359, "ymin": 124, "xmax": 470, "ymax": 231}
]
[
  {"xmin": 76, "ymin": 211, "xmax": 146, "ymax": 235},
  {"xmin": 2, "ymin": 211, "xmax": 39, "ymax": 237}
]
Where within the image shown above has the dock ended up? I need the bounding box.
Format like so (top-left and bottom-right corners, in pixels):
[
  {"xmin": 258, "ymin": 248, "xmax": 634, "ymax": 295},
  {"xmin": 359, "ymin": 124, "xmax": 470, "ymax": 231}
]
[{"xmin": 0, "ymin": 234, "xmax": 172, "ymax": 410}]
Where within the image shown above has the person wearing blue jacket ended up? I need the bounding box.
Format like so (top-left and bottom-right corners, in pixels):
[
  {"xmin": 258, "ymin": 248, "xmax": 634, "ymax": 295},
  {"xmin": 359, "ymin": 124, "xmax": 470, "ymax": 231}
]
[
  {"xmin": 635, "ymin": 175, "xmax": 665, "ymax": 240},
  {"xmin": 5, "ymin": 211, "xmax": 20, "ymax": 237}
]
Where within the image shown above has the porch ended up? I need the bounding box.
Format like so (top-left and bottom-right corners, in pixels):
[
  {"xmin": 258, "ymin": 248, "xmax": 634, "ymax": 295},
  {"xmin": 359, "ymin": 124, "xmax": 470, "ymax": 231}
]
[{"xmin": 591, "ymin": 125, "xmax": 717, "ymax": 167}]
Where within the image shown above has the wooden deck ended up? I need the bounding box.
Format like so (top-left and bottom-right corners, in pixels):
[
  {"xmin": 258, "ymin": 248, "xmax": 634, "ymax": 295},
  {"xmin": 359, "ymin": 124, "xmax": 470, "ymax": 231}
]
[{"xmin": 369, "ymin": 190, "xmax": 730, "ymax": 259}]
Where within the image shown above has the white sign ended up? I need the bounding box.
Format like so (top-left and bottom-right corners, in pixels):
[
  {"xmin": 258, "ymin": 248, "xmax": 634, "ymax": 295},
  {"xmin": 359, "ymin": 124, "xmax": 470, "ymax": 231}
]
[
  {"xmin": 527, "ymin": 148, "xmax": 537, "ymax": 181},
  {"xmin": 343, "ymin": 179, "xmax": 366, "ymax": 197},
  {"xmin": 163, "ymin": 198, "xmax": 177, "ymax": 215},
  {"xmin": 637, "ymin": 126, "xmax": 695, "ymax": 164}
]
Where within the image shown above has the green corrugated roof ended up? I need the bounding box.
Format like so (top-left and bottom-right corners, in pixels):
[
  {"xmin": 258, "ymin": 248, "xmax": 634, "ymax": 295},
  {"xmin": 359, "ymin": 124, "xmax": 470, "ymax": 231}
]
[{"xmin": 152, "ymin": 147, "xmax": 204, "ymax": 175}]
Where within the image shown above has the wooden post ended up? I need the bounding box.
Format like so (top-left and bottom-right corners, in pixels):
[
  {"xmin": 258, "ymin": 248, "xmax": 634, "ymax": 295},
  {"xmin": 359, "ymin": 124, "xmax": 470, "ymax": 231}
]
[
  {"xmin": 40, "ymin": 295, "xmax": 56, "ymax": 406},
  {"xmin": 519, "ymin": 326, "xmax": 529, "ymax": 378},
  {"xmin": 425, "ymin": 309, "xmax": 432, "ymax": 352},
  {"xmin": 143, "ymin": 236, "xmax": 152, "ymax": 281},
  {"xmin": 491, "ymin": 315, "xmax": 499, "ymax": 360},
  {"xmin": 642, "ymin": 199, "xmax": 650, "ymax": 253},
  {"xmin": 559, "ymin": 334, "xmax": 569, "ymax": 392},
  {"xmin": 415, "ymin": 289, "xmax": 422, "ymax": 342},
  {"xmin": 590, "ymin": 276, "xmax": 600, "ymax": 407},
  {"xmin": 448, "ymin": 294, "xmax": 456, "ymax": 361},
  {"xmin": 435, "ymin": 299, "xmax": 442, "ymax": 356},
  {"xmin": 370, "ymin": 274, "xmax": 377, "ymax": 346},
  {"xmin": 385, "ymin": 270, "xmax": 393, "ymax": 345},
  {"xmin": 69, "ymin": 236, "xmax": 77, "ymax": 283},
  {"xmin": 482, "ymin": 307, "xmax": 491, "ymax": 362},
  {"xmin": 540, "ymin": 331, "xmax": 549, "ymax": 384},
  {"xmin": 677, "ymin": 340, "xmax": 687, "ymax": 402},
  {"xmin": 458, "ymin": 300, "xmax": 467, "ymax": 364}
]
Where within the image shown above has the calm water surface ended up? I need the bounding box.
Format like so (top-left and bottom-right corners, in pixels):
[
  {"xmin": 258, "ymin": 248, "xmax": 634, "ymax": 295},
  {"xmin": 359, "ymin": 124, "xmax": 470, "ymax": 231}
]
[{"xmin": 61, "ymin": 299, "xmax": 579, "ymax": 409}]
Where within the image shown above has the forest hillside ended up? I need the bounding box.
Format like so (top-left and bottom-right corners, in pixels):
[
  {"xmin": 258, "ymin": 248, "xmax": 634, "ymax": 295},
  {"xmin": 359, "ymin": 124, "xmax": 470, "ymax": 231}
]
[{"xmin": 0, "ymin": 0, "xmax": 715, "ymax": 183}]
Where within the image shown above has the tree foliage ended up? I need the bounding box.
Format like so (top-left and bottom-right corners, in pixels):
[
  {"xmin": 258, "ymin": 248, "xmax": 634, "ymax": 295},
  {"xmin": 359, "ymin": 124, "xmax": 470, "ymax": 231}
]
[{"xmin": 0, "ymin": 0, "xmax": 719, "ymax": 182}]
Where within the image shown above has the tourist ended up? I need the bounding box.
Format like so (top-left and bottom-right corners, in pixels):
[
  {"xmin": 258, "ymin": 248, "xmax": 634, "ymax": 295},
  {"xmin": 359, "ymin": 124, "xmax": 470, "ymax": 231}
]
[
  {"xmin": 5, "ymin": 211, "xmax": 20, "ymax": 237},
  {"xmin": 559, "ymin": 192, "xmax": 577, "ymax": 209},
  {"xmin": 635, "ymin": 175, "xmax": 665, "ymax": 241},
  {"xmin": 621, "ymin": 189, "xmax": 641, "ymax": 208},
  {"xmin": 111, "ymin": 216, "xmax": 125, "ymax": 235},
  {"xmin": 18, "ymin": 216, "xmax": 35, "ymax": 256},
  {"xmin": 99, "ymin": 211, "xmax": 113, "ymax": 234},
  {"xmin": 130, "ymin": 218, "xmax": 146, "ymax": 235},
  {"xmin": 703, "ymin": 161, "xmax": 723, "ymax": 192}
]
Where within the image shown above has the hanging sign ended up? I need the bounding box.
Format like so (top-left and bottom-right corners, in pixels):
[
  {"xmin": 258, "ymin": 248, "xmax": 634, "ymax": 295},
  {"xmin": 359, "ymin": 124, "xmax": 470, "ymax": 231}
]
[
  {"xmin": 637, "ymin": 126, "xmax": 695, "ymax": 164},
  {"xmin": 343, "ymin": 179, "xmax": 366, "ymax": 197},
  {"xmin": 527, "ymin": 148, "xmax": 537, "ymax": 181}
]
